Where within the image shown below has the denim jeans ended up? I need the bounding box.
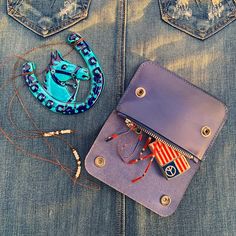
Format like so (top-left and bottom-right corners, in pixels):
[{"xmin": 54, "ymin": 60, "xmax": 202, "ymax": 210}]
[
  {"xmin": 159, "ymin": 0, "xmax": 236, "ymax": 40},
  {"xmin": 0, "ymin": 0, "xmax": 235, "ymax": 235},
  {"xmin": 7, "ymin": 0, "xmax": 91, "ymax": 37}
]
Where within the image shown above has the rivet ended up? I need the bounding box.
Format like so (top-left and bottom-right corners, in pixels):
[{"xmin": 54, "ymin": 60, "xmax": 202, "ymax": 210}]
[
  {"xmin": 94, "ymin": 156, "xmax": 106, "ymax": 168},
  {"xmin": 135, "ymin": 87, "xmax": 146, "ymax": 98},
  {"xmin": 201, "ymin": 126, "xmax": 211, "ymax": 138},
  {"xmin": 41, "ymin": 29, "xmax": 49, "ymax": 35},
  {"xmin": 160, "ymin": 195, "xmax": 171, "ymax": 206}
]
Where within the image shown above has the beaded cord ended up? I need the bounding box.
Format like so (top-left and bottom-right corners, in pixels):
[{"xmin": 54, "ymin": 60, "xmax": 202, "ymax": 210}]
[{"xmin": 0, "ymin": 40, "xmax": 100, "ymax": 190}]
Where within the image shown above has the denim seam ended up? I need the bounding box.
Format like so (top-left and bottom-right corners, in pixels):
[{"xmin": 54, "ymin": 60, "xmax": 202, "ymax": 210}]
[
  {"xmin": 115, "ymin": 1, "xmax": 127, "ymax": 235},
  {"xmin": 115, "ymin": 0, "xmax": 127, "ymax": 102}
]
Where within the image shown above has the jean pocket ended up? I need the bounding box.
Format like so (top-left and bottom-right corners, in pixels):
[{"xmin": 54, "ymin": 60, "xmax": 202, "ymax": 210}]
[
  {"xmin": 159, "ymin": 0, "xmax": 236, "ymax": 40},
  {"xmin": 7, "ymin": 0, "xmax": 91, "ymax": 37}
]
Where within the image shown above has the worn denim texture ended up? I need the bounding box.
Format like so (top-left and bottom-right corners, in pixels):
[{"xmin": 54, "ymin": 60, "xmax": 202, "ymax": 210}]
[
  {"xmin": 0, "ymin": 0, "xmax": 235, "ymax": 235},
  {"xmin": 7, "ymin": 0, "xmax": 91, "ymax": 37},
  {"xmin": 158, "ymin": 0, "xmax": 236, "ymax": 40}
]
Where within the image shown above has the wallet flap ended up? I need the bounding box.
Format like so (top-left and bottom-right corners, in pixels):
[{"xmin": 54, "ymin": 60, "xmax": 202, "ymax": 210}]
[{"xmin": 117, "ymin": 61, "xmax": 228, "ymax": 160}]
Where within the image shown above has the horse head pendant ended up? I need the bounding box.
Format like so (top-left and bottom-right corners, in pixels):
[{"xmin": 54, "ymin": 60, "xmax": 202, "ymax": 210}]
[
  {"xmin": 45, "ymin": 50, "xmax": 90, "ymax": 103},
  {"xmin": 22, "ymin": 33, "xmax": 105, "ymax": 115}
]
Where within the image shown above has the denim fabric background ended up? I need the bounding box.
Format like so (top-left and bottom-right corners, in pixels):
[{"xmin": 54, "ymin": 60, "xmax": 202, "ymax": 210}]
[
  {"xmin": 158, "ymin": 0, "xmax": 236, "ymax": 40},
  {"xmin": 7, "ymin": 0, "xmax": 92, "ymax": 37},
  {"xmin": 0, "ymin": 0, "xmax": 235, "ymax": 236}
]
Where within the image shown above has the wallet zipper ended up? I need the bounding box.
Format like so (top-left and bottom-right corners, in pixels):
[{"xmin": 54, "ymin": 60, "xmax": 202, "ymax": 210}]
[{"xmin": 124, "ymin": 118, "xmax": 196, "ymax": 161}]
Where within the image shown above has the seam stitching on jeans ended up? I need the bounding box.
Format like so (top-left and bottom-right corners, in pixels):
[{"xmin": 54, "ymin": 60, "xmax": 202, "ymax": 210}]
[{"xmin": 115, "ymin": 0, "xmax": 127, "ymax": 235}]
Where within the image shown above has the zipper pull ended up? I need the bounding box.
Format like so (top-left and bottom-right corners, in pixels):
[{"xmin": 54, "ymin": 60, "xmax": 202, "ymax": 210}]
[
  {"xmin": 128, "ymin": 137, "xmax": 153, "ymax": 164},
  {"xmin": 131, "ymin": 156, "xmax": 155, "ymax": 183},
  {"xmin": 105, "ymin": 129, "xmax": 131, "ymax": 142},
  {"xmin": 140, "ymin": 137, "xmax": 153, "ymax": 155},
  {"xmin": 105, "ymin": 119, "xmax": 137, "ymax": 142},
  {"xmin": 105, "ymin": 133, "xmax": 119, "ymax": 142}
]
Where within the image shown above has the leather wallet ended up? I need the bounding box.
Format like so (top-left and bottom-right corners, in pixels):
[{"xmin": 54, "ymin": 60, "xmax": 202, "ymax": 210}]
[{"xmin": 85, "ymin": 61, "xmax": 228, "ymax": 216}]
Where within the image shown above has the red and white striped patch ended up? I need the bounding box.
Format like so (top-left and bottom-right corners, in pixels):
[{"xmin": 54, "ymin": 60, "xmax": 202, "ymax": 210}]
[
  {"xmin": 173, "ymin": 155, "xmax": 190, "ymax": 173},
  {"xmin": 149, "ymin": 140, "xmax": 189, "ymax": 169}
]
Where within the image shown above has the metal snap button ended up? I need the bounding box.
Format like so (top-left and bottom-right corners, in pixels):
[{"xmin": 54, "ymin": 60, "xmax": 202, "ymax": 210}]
[
  {"xmin": 201, "ymin": 126, "xmax": 211, "ymax": 138},
  {"xmin": 94, "ymin": 156, "xmax": 106, "ymax": 168},
  {"xmin": 135, "ymin": 87, "xmax": 146, "ymax": 98},
  {"xmin": 160, "ymin": 195, "xmax": 171, "ymax": 206}
]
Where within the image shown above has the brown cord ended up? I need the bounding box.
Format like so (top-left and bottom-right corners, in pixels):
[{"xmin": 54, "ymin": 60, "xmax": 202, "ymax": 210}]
[
  {"xmin": 22, "ymin": 71, "xmax": 35, "ymax": 76},
  {"xmin": 0, "ymin": 41, "xmax": 100, "ymax": 191},
  {"xmin": 70, "ymin": 37, "xmax": 85, "ymax": 48}
]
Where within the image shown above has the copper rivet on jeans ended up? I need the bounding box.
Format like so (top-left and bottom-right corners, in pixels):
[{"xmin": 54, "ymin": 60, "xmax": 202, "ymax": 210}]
[
  {"xmin": 41, "ymin": 29, "xmax": 49, "ymax": 35},
  {"xmin": 201, "ymin": 126, "xmax": 211, "ymax": 137},
  {"xmin": 160, "ymin": 195, "xmax": 171, "ymax": 206},
  {"xmin": 135, "ymin": 87, "xmax": 146, "ymax": 98},
  {"xmin": 94, "ymin": 156, "xmax": 106, "ymax": 168}
]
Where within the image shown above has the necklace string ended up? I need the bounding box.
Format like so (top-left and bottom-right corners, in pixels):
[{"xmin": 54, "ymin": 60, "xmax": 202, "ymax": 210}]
[{"xmin": 0, "ymin": 41, "xmax": 100, "ymax": 191}]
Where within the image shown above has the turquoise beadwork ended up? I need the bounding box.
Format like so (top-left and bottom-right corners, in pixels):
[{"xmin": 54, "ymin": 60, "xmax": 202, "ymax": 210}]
[{"xmin": 22, "ymin": 33, "xmax": 104, "ymax": 115}]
